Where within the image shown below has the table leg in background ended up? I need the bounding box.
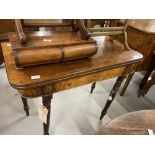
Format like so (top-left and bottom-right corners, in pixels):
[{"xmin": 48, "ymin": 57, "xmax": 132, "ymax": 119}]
[
  {"xmin": 21, "ymin": 97, "xmax": 29, "ymax": 116},
  {"xmin": 100, "ymin": 75, "xmax": 127, "ymax": 120}
]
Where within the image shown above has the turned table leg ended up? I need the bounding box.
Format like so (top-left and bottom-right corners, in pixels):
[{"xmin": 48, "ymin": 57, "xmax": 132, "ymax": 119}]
[
  {"xmin": 21, "ymin": 97, "xmax": 29, "ymax": 116},
  {"xmin": 120, "ymin": 73, "xmax": 134, "ymax": 96},
  {"xmin": 90, "ymin": 82, "xmax": 96, "ymax": 93},
  {"xmin": 100, "ymin": 75, "xmax": 127, "ymax": 120},
  {"xmin": 42, "ymin": 95, "xmax": 53, "ymax": 135}
]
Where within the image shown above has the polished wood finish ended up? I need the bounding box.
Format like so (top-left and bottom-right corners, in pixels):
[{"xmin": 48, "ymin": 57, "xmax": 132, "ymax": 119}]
[
  {"xmin": 119, "ymin": 20, "xmax": 155, "ymax": 95},
  {"xmin": 0, "ymin": 19, "xmax": 39, "ymax": 65},
  {"xmin": 0, "ymin": 19, "xmax": 72, "ymax": 64},
  {"xmin": 96, "ymin": 110, "xmax": 155, "ymax": 135},
  {"xmin": 0, "ymin": 20, "xmax": 15, "ymax": 34},
  {"xmin": 138, "ymin": 51, "xmax": 155, "ymax": 97},
  {"xmin": 8, "ymin": 31, "xmax": 97, "ymax": 69},
  {"xmin": 15, "ymin": 20, "xmax": 26, "ymax": 44},
  {"xmin": 75, "ymin": 19, "xmax": 90, "ymax": 39},
  {"xmin": 125, "ymin": 20, "xmax": 155, "ymax": 34},
  {"xmin": 2, "ymin": 37, "xmax": 142, "ymax": 95},
  {"xmin": 2, "ymin": 35, "xmax": 142, "ymax": 134}
]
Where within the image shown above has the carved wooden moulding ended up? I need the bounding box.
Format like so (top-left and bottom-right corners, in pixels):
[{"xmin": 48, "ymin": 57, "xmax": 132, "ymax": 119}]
[{"xmin": 8, "ymin": 19, "xmax": 97, "ymax": 69}]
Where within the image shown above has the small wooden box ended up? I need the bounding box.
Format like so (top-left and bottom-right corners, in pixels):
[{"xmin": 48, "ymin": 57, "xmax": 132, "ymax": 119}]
[{"xmin": 8, "ymin": 31, "xmax": 97, "ymax": 69}]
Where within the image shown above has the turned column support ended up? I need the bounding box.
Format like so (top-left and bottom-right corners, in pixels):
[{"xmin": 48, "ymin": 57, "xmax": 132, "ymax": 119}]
[
  {"xmin": 42, "ymin": 94, "xmax": 53, "ymax": 135},
  {"xmin": 120, "ymin": 72, "xmax": 134, "ymax": 96},
  {"xmin": 100, "ymin": 75, "xmax": 127, "ymax": 120}
]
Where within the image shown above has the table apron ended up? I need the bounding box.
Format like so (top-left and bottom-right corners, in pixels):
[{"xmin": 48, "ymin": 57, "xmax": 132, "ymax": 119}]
[{"xmin": 18, "ymin": 64, "xmax": 136, "ymax": 98}]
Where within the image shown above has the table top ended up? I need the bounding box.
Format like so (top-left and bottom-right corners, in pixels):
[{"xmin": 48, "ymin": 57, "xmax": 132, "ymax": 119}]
[
  {"xmin": 2, "ymin": 33, "xmax": 143, "ymax": 90},
  {"xmin": 121, "ymin": 19, "xmax": 155, "ymax": 34}
]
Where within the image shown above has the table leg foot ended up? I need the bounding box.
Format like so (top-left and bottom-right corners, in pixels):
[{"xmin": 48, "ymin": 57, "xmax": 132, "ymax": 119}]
[
  {"xmin": 100, "ymin": 75, "xmax": 126, "ymax": 120},
  {"xmin": 42, "ymin": 95, "xmax": 53, "ymax": 135},
  {"xmin": 90, "ymin": 82, "xmax": 96, "ymax": 94},
  {"xmin": 21, "ymin": 97, "xmax": 29, "ymax": 116}
]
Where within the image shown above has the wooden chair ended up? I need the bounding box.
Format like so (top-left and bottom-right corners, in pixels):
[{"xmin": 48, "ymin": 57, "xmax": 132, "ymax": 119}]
[
  {"xmin": 86, "ymin": 19, "xmax": 129, "ymax": 49},
  {"xmin": 96, "ymin": 110, "xmax": 155, "ymax": 135},
  {"xmin": 89, "ymin": 19, "xmax": 129, "ymax": 49},
  {"xmin": 88, "ymin": 19, "xmax": 130, "ymax": 93}
]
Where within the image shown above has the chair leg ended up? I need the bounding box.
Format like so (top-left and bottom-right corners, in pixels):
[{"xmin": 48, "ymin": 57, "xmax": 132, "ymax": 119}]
[
  {"xmin": 120, "ymin": 73, "xmax": 134, "ymax": 96},
  {"xmin": 42, "ymin": 95, "xmax": 53, "ymax": 135},
  {"xmin": 100, "ymin": 75, "xmax": 126, "ymax": 120},
  {"xmin": 90, "ymin": 82, "xmax": 96, "ymax": 93},
  {"xmin": 21, "ymin": 97, "xmax": 29, "ymax": 116}
]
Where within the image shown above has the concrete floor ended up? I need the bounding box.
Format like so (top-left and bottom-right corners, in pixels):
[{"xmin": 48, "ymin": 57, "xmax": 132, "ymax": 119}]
[{"xmin": 0, "ymin": 64, "xmax": 155, "ymax": 135}]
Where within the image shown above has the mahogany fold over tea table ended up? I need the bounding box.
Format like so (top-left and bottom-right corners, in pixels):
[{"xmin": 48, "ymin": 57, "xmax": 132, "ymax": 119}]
[{"xmin": 1, "ymin": 36, "xmax": 142, "ymax": 135}]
